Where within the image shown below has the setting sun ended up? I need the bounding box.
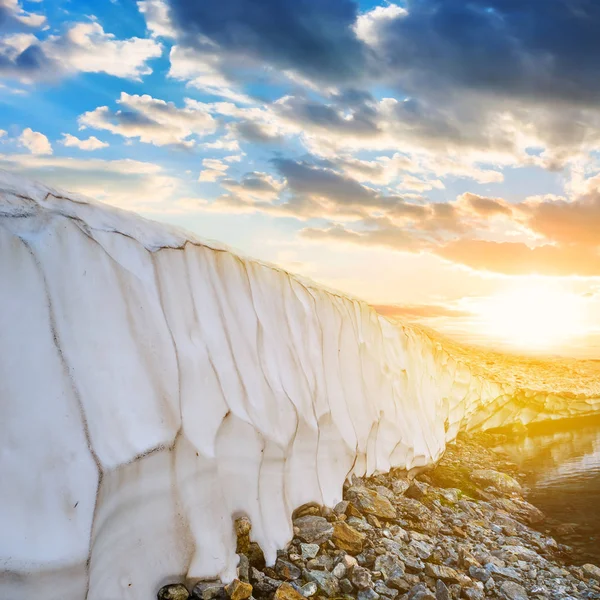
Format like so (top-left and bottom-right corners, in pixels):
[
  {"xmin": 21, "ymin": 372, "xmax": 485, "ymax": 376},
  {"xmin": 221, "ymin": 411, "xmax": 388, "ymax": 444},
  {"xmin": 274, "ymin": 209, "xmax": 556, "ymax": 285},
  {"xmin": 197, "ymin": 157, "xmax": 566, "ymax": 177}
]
[{"xmin": 473, "ymin": 280, "xmax": 588, "ymax": 352}]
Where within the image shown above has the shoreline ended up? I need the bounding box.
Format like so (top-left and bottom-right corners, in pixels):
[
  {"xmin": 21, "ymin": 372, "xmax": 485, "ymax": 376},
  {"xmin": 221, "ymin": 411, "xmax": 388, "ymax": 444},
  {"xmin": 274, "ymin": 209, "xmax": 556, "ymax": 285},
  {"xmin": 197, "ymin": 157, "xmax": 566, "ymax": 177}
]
[{"xmin": 161, "ymin": 433, "xmax": 600, "ymax": 600}]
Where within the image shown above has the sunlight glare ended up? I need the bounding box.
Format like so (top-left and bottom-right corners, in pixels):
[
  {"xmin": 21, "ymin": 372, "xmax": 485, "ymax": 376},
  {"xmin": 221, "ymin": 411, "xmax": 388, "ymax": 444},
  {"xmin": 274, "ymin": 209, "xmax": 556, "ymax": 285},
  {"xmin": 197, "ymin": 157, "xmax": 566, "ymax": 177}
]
[{"xmin": 474, "ymin": 280, "xmax": 587, "ymax": 352}]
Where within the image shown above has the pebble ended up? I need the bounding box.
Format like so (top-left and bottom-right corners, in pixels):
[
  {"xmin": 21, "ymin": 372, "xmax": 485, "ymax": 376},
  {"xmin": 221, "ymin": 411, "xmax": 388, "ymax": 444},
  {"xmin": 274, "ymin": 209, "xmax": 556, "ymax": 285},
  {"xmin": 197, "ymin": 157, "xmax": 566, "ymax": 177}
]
[{"xmin": 158, "ymin": 584, "xmax": 190, "ymax": 600}]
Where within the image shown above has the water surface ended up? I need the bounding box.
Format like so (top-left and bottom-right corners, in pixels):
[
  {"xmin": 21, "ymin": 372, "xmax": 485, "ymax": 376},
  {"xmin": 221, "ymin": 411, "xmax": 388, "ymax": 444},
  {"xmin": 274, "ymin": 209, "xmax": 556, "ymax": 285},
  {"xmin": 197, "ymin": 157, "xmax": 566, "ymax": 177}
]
[{"xmin": 493, "ymin": 424, "xmax": 600, "ymax": 565}]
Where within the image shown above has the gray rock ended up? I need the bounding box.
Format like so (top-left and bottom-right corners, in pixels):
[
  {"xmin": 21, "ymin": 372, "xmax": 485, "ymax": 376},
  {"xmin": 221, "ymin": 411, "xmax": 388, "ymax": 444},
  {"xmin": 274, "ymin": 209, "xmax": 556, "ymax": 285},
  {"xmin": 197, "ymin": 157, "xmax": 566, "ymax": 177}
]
[
  {"xmin": 484, "ymin": 563, "xmax": 521, "ymax": 582},
  {"xmin": 237, "ymin": 555, "xmax": 250, "ymax": 583},
  {"xmin": 463, "ymin": 587, "xmax": 485, "ymax": 600},
  {"xmin": 300, "ymin": 582, "xmax": 317, "ymax": 598},
  {"xmin": 374, "ymin": 554, "xmax": 405, "ymax": 579},
  {"xmin": 158, "ymin": 584, "xmax": 190, "ymax": 600},
  {"xmin": 351, "ymin": 565, "xmax": 374, "ymax": 590},
  {"xmin": 305, "ymin": 570, "xmax": 339, "ymax": 597},
  {"xmin": 306, "ymin": 555, "xmax": 333, "ymax": 571},
  {"xmin": 300, "ymin": 543, "xmax": 320, "ymax": 560},
  {"xmin": 374, "ymin": 581, "xmax": 398, "ymax": 598},
  {"xmin": 468, "ymin": 566, "xmax": 490, "ymax": 583},
  {"xmin": 407, "ymin": 583, "xmax": 435, "ymax": 600},
  {"xmin": 339, "ymin": 578, "xmax": 354, "ymax": 594},
  {"xmin": 359, "ymin": 589, "xmax": 381, "ymax": 600},
  {"xmin": 434, "ymin": 580, "xmax": 450, "ymax": 600},
  {"xmin": 276, "ymin": 559, "xmax": 301, "ymax": 580},
  {"xmin": 583, "ymin": 564, "xmax": 600, "ymax": 581},
  {"xmin": 423, "ymin": 564, "xmax": 460, "ymax": 584},
  {"xmin": 294, "ymin": 516, "xmax": 333, "ymax": 545},
  {"xmin": 499, "ymin": 581, "xmax": 528, "ymax": 600},
  {"xmin": 332, "ymin": 562, "xmax": 346, "ymax": 579},
  {"xmin": 191, "ymin": 581, "xmax": 226, "ymax": 600},
  {"xmin": 333, "ymin": 501, "xmax": 349, "ymax": 516}
]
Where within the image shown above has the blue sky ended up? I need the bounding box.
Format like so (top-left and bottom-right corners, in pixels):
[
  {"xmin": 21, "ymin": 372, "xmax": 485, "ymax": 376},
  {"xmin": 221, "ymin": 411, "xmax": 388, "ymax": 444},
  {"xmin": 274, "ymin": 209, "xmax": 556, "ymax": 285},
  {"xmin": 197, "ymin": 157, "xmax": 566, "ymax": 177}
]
[{"xmin": 2, "ymin": 0, "xmax": 600, "ymax": 354}]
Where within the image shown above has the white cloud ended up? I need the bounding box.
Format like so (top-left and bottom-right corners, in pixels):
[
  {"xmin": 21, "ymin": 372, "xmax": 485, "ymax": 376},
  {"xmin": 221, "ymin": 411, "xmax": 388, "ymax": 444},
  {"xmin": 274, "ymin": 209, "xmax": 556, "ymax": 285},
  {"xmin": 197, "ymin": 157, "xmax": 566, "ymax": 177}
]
[
  {"xmin": 0, "ymin": 0, "xmax": 46, "ymax": 28},
  {"xmin": 60, "ymin": 133, "xmax": 109, "ymax": 151},
  {"xmin": 0, "ymin": 153, "xmax": 181, "ymax": 209},
  {"xmin": 44, "ymin": 22, "xmax": 163, "ymax": 81},
  {"xmin": 0, "ymin": 130, "xmax": 6, "ymax": 139},
  {"xmin": 354, "ymin": 4, "xmax": 407, "ymax": 47},
  {"xmin": 79, "ymin": 92, "xmax": 217, "ymax": 147},
  {"xmin": 18, "ymin": 128, "xmax": 52, "ymax": 155},
  {"xmin": 137, "ymin": 0, "xmax": 176, "ymax": 39},
  {"xmin": 198, "ymin": 158, "xmax": 229, "ymax": 182}
]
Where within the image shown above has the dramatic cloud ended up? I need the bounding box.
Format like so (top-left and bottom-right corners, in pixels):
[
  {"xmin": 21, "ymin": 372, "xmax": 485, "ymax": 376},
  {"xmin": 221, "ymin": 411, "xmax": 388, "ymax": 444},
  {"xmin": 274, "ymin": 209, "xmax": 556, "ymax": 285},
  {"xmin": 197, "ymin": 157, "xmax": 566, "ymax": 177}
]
[
  {"xmin": 167, "ymin": 0, "xmax": 366, "ymax": 84},
  {"xmin": 60, "ymin": 133, "xmax": 108, "ymax": 151},
  {"xmin": 18, "ymin": 128, "xmax": 52, "ymax": 154},
  {"xmin": 0, "ymin": 22, "xmax": 162, "ymax": 82},
  {"xmin": 79, "ymin": 92, "xmax": 217, "ymax": 148}
]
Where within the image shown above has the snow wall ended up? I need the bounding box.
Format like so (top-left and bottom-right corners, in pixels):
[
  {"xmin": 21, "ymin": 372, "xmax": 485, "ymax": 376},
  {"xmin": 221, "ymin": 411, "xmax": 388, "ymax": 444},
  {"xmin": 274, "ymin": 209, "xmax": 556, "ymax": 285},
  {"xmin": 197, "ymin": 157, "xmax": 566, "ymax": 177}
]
[{"xmin": 0, "ymin": 170, "xmax": 597, "ymax": 600}]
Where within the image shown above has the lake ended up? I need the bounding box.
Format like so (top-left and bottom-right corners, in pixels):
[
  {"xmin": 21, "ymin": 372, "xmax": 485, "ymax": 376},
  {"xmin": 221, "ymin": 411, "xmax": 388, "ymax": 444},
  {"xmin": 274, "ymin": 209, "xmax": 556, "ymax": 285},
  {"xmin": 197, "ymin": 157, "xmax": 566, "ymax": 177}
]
[{"xmin": 492, "ymin": 422, "xmax": 600, "ymax": 565}]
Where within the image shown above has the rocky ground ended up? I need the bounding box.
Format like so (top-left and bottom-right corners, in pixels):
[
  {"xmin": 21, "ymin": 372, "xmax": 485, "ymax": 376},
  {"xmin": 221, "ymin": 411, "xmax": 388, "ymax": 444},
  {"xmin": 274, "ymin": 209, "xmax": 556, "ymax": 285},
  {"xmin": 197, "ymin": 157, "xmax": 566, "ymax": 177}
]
[{"xmin": 158, "ymin": 433, "xmax": 600, "ymax": 600}]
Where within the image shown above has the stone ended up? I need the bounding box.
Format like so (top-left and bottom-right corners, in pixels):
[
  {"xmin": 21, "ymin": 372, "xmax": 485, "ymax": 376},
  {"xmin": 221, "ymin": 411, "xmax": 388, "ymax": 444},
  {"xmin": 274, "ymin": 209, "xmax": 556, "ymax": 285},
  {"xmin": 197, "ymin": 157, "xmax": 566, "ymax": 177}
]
[
  {"xmin": 293, "ymin": 503, "xmax": 321, "ymax": 518},
  {"xmin": 351, "ymin": 565, "xmax": 373, "ymax": 590},
  {"xmin": 276, "ymin": 559, "xmax": 301, "ymax": 580},
  {"xmin": 250, "ymin": 569, "xmax": 280, "ymax": 595},
  {"xmin": 392, "ymin": 479, "xmax": 410, "ymax": 496},
  {"xmin": 246, "ymin": 543, "xmax": 266, "ymax": 570},
  {"xmin": 274, "ymin": 582, "xmax": 305, "ymax": 600},
  {"xmin": 583, "ymin": 564, "xmax": 600, "ymax": 581},
  {"xmin": 374, "ymin": 581, "xmax": 398, "ymax": 598},
  {"xmin": 225, "ymin": 580, "xmax": 253, "ymax": 600},
  {"xmin": 332, "ymin": 562, "xmax": 346, "ymax": 579},
  {"xmin": 332, "ymin": 521, "xmax": 366, "ymax": 554},
  {"xmin": 434, "ymin": 580, "xmax": 450, "ymax": 600},
  {"xmin": 339, "ymin": 578, "xmax": 354, "ymax": 594},
  {"xmin": 301, "ymin": 582, "xmax": 317, "ymax": 598},
  {"xmin": 468, "ymin": 566, "xmax": 490, "ymax": 583},
  {"xmin": 374, "ymin": 554, "xmax": 405, "ymax": 579},
  {"xmin": 358, "ymin": 588, "xmax": 381, "ymax": 600},
  {"xmin": 407, "ymin": 583, "xmax": 435, "ymax": 600},
  {"xmin": 237, "ymin": 554, "xmax": 250, "ymax": 583},
  {"xmin": 191, "ymin": 581, "xmax": 226, "ymax": 600},
  {"xmin": 305, "ymin": 570, "xmax": 340, "ymax": 597},
  {"xmin": 484, "ymin": 563, "xmax": 521, "ymax": 582},
  {"xmin": 300, "ymin": 543, "xmax": 320, "ymax": 560},
  {"xmin": 294, "ymin": 516, "xmax": 334, "ymax": 544},
  {"xmin": 342, "ymin": 554, "xmax": 358, "ymax": 570},
  {"xmin": 463, "ymin": 586, "xmax": 485, "ymax": 600},
  {"xmin": 470, "ymin": 470, "xmax": 522, "ymax": 495},
  {"xmin": 424, "ymin": 565, "xmax": 460, "ymax": 584},
  {"xmin": 499, "ymin": 581, "xmax": 528, "ymax": 600},
  {"xmin": 158, "ymin": 584, "xmax": 190, "ymax": 600},
  {"xmin": 347, "ymin": 486, "xmax": 397, "ymax": 520},
  {"xmin": 307, "ymin": 555, "xmax": 333, "ymax": 571},
  {"xmin": 387, "ymin": 576, "xmax": 412, "ymax": 593}
]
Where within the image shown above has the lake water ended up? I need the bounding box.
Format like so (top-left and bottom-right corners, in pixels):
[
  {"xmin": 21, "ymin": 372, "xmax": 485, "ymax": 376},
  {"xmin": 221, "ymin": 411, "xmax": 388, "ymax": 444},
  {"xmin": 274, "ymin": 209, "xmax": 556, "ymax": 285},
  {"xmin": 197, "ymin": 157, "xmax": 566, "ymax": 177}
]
[{"xmin": 492, "ymin": 423, "xmax": 600, "ymax": 565}]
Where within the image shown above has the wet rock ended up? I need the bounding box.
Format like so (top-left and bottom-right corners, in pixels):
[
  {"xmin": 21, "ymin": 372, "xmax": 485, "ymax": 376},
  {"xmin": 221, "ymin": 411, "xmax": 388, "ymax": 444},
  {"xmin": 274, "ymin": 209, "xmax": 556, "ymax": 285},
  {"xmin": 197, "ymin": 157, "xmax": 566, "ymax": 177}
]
[
  {"xmin": 434, "ymin": 580, "xmax": 450, "ymax": 600},
  {"xmin": 276, "ymin": 559, "xmax": 301, "ymax": 580},
  {"xmin": 305, "ymin": 570, "xmax": 340, "ymax": 597},
  {"xmin": 293, "ymin": 516, "xmax": 333, "ymax": 544},
  {"xmin": 300, "ymin": 543, "xmax": 319, "ymax": 560},
  {"xmin": 225, "ymin": 580, "xmax": 253, "ymax": 600},
  {"xmin": 499, "ymin": 581, "xmax": 528, "ymax": 600},
  {"xmin": 332, "ymin": 521, "xmax": 366, "ymax": 554},
  {"xmin": 274, "ymin": 582, "xmax": 305, "ymax": 600},
  {"xmin": 583, "ymin": 564, "xmax": 600, "ymax": 581},
  {"xmin": 346, "ymin": 486, "xmax": 397, "ymax": 520},
  {"xmin": 191, "ymin": 581, "xmax": 226, "ymax": 600},
  {"xmin": 470, "ymin": 470, "xmax": 522, "ymax": 495},
  {"xmin": 158, "ymin": 584, "xmax": 190, "ymax": 600},
  {"xmin": 424, "ymin": 564, "xmax": 460, "ymax": 584},
  {"xmin": 351, "ymin": 565, "xmax": 374, "ymax": 590}
]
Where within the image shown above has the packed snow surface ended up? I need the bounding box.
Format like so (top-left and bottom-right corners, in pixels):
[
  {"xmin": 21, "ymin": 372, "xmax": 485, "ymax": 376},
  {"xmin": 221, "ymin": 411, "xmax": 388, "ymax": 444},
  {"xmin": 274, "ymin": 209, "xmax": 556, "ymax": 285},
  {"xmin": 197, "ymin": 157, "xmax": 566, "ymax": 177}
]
[{"xmin": 1, "ymin": 170, "xmax": 598, "ymax": 600}]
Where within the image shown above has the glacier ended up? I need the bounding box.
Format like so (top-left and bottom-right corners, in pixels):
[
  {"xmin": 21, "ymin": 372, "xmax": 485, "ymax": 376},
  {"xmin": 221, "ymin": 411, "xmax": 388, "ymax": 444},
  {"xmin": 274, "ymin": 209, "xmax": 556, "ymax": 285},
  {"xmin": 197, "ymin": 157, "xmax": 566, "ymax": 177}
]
[{"xmin": 1, "ymin": 169, "xmax": 599, "ymax": 600}]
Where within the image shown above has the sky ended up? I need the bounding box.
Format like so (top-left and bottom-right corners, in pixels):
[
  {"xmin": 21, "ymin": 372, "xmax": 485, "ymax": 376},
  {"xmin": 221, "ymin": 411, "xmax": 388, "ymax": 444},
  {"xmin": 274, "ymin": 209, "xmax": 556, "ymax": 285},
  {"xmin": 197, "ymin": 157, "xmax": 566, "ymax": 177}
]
[{"xmin": 2, "ymin": 0, "xmax": 600, "ymax": 357}]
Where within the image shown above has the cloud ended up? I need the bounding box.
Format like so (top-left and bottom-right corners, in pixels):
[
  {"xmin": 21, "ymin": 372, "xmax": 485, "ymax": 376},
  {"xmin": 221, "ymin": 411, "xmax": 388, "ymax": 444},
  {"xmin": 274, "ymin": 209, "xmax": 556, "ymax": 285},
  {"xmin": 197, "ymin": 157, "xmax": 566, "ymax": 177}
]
[
  {"xmin": 60, "ymin": 133, "xmax": 109, "ymax": 151},
  {"xmin": 198, "ymin": 158, "xmax": 229, "ymax": 182},
  {"xmin": 79, "ymin": 92, "xmax": 217, "ymax": 147},
  {"xmin": 0, "ymin": 129, "xmax": 6, "ymax": 138},
  {"xmin": 221, "ymin": 171, "xmax": 283, "ymax": 200},
  {"xmin": 0, "ymin": 22, "xmax": 162, "ymax": 82},
  {"xmin": 0, "ymin": 0, "xmax": 45, "ymax": 29},
  {"xmin": 0, "ymin": 152, "xmax": 182, "ymax": 209},
  {"xmin": 137, "ymin": 0, "xmax": 176, "ymax": 38},
  {"xmin": 167, "ymin": 0, "xmax": 365, "ymax": 84},
  {"xmin": 18, "ymin": 127, "xmax": 52, "ymax": 154},
  {"xmin": 457, "ymin": 193, "xmax": 512, "ymax": 217}
]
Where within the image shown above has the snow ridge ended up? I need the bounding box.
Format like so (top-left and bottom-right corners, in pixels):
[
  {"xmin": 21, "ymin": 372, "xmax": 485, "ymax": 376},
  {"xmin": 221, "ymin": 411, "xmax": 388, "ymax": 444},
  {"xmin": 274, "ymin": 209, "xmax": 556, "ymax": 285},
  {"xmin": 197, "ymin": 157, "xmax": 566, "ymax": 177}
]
[{"xmin": 0, "ymin": 170, "xmax": 596, "ymax": 600}]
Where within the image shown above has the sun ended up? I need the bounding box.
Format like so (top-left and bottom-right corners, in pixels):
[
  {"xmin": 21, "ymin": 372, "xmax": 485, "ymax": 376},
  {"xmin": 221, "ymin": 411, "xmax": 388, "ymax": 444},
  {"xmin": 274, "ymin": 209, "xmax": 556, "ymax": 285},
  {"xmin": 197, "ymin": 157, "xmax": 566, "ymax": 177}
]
[{"xmin": 474, "ymin": 280, "xmax": 587, "ymax": 352}]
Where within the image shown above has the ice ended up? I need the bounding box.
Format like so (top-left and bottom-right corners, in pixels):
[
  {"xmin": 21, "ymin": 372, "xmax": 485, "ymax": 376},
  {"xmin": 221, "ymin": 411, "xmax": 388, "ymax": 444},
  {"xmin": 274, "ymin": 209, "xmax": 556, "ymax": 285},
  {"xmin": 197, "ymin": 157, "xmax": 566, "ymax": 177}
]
[{"xmin": 1, "ymin": 169, "xmax": 599, "ymax": 600}]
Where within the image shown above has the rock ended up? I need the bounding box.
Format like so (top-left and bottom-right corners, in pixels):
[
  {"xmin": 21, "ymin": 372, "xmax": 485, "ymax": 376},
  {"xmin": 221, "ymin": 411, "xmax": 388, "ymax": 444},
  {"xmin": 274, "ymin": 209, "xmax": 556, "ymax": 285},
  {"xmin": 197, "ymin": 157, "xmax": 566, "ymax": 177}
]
[
  {"xmin": 301, "ymin": 582, "xmax": 317, "ymax": 598},
  {"xmin": 484, "ymin": 563, "xmax": 521, "ymax": 582},
  {"xmin": 293, "ymin": 503, "xmax": 321, "ymax": 519},
  {"xmin": 470, "ymin": 470, "xmax": 522, "ymax": 495},
  {"xmin": 191, "ymin": 581, "xmax": 226, "ymax": 600},
  {"xmin": 387, "ymin": 576, "xmax": 412, "ymax": 593},
  {"xmin": 463, "ymin": 586, "xmax": 485, "ymax": 600},
  {"xmin": 499, "ymin": 581, "xmax": 528, "ymax": 600},
  {"xmin": 407, "ymin": 584, "xmax": 435, "ymax": 600},
  {"xmin": 334, "ymin": 501, "xmax": 349, "ymax": 516},
  {"xmin": 424, "ymin": 565, "xmax": 460, "ymax": 584},
  {"xmin": 237, "ymin": 554, "xmax": 250, "ymax": 583},
  {"xmin": 374, "ymin": 554, "xmax": 405, "ymax": 580},
  {"xmin": 274, "ymin": 582, "xmax": 305, "ymax": 600},
  {"xmin": 307, "ymin": 555, "xmax": 333, "ymax": 571},
  {"xmin": 225, "ymin": 580, "xmax": 253, "ymax": 600},
  {"xmin": 332, "ymin": 562, "xmax": 346, "ymax": 579},
  {"xmin": 392, "ymin": 479, "xmax": 410, "ymax": 496},
  {"xmin": 342, "ymin": 553, "xmax": 358, "ymax": 570},
  {"xmin": 158, "ymin": 584, "xmax": 190, "ymax": 600},
  {"xmin": 358, "ymin": 588, "xmax": 381, "ymax": 600},
  {"xmin": 293, "ymin": 516, "xmax": 334, "ymax": 544},
  {"xmin": 300, "ymin": 543, "xmax": 320, "ymax": 560},
  {"xmin": 246, "ymin": 542, "xmax": 266, "ymax": 570},
  {"xmin": 332, "ymin": 521, "xmax": 366, "ymax": 554},
  {"xmin": 276, "ymin": 559, "xmax": 301, "ymax": 580},
  {"xmin": 339, "ymin": 578, "xmax": 354, "ymax": 594},
  {"xmin": 374, "ymin": 582, "xmax": 398, "ymax": 598},
  {"xmin": 250, "ymin": 569, "xmax": 280, "ymax": 595},
  {"xmin": 305, "ymin": 570, "xmax": 340, "ymax": 597},
  {"xmin": 583, "ymin": 564, "xmax": 600, "ymax": 581},
  {"xmin": 347, "ymin": 486, "xmax": 397, "ymax": 520},
  {"xmin": 403, "ymin": 555, "xmax": 425, "ymax": 573},
  {"xmin": 351, "ymin": 565, "xmax": 373, "ymax": 590},
  {"xmin": 405, "ymin": 481, "xmax": 428, "ymax": 500},
  {"xmin": 434, "ymin": 580, "xmax": 450, "ymax": 600}
]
